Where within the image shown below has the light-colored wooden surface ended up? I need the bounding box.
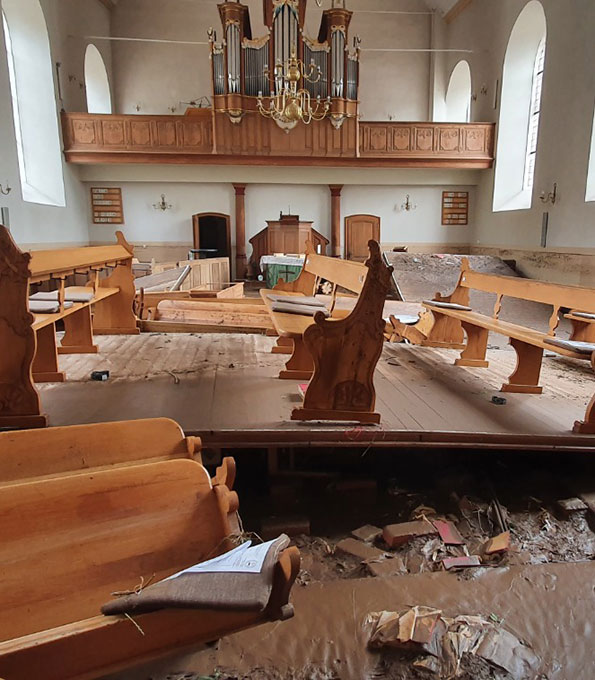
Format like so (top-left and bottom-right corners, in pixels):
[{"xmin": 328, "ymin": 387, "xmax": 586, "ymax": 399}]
[
  {"xmin": 28, "ymin": 244, "xmax": 131, "ymax": 282},
  {"xmin": 36, "ymin": 333, "xmax": 595, "ymax": 447},
  {"xmin": 0, "ymin": 417, "xmax": 197, "ymax": 484},
  {"xmin": 31, "ymin": 288, "xmax": 118, "ymax": 331}
]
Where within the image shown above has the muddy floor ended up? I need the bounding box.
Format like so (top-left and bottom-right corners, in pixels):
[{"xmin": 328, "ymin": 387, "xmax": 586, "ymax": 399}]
[{"xmin": 105, "ymin": 449, "xmax": 595, "ymax": 680}]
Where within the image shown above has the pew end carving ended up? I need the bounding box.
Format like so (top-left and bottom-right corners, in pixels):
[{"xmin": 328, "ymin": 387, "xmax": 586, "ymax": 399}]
[
  {"xmin": 0, "ymin": 226, "xmax": 47, "ymax": 430},
  {"xmin": 291, "ymin": 240, "xmax": 392, "ymax": 424}
]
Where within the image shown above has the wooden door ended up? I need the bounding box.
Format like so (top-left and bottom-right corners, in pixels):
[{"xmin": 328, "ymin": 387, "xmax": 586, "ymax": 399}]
[
  {"xmin": 345, "ymin": 214, "xmax": 381, "ymax": 261},
  {"xmin": 192, "ymin": 213, "xmax": 231, "ymax": 258}
]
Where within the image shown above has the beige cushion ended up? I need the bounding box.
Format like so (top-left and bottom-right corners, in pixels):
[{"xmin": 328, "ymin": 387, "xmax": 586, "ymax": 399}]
[
  {"xmin": 572, "ymin": 311, "xmax": 595, "ymax": 321},
  {"xmin": 30, "ymin": 288, "xmax": 94, "ymax": 303}
]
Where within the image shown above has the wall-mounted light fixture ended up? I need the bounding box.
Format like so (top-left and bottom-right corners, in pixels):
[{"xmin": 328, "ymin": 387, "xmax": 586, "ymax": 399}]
[
  {"xmin": 400, "ymin": 194, "xmax": 417, "ymax": 212},
  {"xmin": 153, "ymin": 194, "xmax": 172, "ymax": 211},
  {"xmin": 539, "ymin": 182, "xmax": 557, "ymax": 205},
  {"xmin": 0, "ymin": 181, "xmax": 12, "ymax": 196}
]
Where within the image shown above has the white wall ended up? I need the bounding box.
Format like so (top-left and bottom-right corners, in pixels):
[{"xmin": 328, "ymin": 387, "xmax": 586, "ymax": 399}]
[
  {"xmin": 85, "ymin": 177, "xmax": 475, "ymax": 260},
  {"xmin": 434, "ymin": 0, "xmax": 595, "ymax": 250},
  {"xmin": 0, "ymin": 0, "xmax": 112, "ymax": 246},
  {"xmin": 111, "ymin": 0, "xmax": 432, "ymax": 120}
]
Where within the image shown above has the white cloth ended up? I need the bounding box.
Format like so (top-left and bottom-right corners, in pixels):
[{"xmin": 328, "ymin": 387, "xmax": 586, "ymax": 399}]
[{"xmin": 260, "ymin": 255, "xmax": 305, "ymax": 268}]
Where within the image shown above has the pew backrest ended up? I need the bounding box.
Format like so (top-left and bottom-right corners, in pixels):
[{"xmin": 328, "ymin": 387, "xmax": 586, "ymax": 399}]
[
  {"xmin": 0, "ymin": 417, "xmax": 199, "ymax": 484},
  {"xmin": 0, "ymin": 459, "xmax": 238, "ymax": 643}
]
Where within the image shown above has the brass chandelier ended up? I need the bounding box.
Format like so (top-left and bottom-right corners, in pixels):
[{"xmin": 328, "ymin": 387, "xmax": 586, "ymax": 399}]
[{"xmin": 257, "ymin": 51, "xmax": 331, "ymax": 131}]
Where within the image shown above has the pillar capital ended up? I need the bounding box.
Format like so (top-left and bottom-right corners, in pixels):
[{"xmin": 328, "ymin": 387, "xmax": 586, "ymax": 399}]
[
  {"xmin": 329, "ymin": 184, "xmax": 343, "ymax": 197},
  {"xmin": 233, "ymin": 183, "xmax": 246, "ymax": 196}
]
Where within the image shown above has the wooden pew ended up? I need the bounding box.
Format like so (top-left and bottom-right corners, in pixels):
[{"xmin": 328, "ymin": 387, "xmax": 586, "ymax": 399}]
[
  {"xmin": 390, "ymin": 258, "xmax": 595, "ymax": 433},
  {"xmin": 0, "ymin": 417, "xmax": 200, "ymax": 484},
  {"xmin": 0, "ymin": 434, "xmax": 299, "ymax": 680},
  {"xmin": 261, "ymin": 241, "xmax": 393, "ymax": 423},
  {"xmin": 0, "ymin": 226, "xmax": 138, "ymax": 429}
]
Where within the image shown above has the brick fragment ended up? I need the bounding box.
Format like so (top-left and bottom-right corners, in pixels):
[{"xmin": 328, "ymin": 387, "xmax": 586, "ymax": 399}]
[
  {"xmin": 382, "ymin": 520, "xmax": 438, "ymax": 548},
  {"xmin": 351, "ymin": 524, "xmax": 382, "ymax": 543},
  {"xmin": 484, "ymin": 531, "xmax": 510, "ymax": 555},
  {"xmin": 442, "ymin": 555, "xmax": 481, "ymax": 570},
  {"xmin": 335, "ymin": 537, "xmax": 385, "ymax": 562},
  {"xmin": 432, "ymin": 519, "xmax": 465, "ymax": 545}
]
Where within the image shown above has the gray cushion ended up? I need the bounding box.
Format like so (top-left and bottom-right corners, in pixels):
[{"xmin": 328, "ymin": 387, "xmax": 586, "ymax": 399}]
[
  {"xmin": 544, "ymin": 337, "xmax": 595, "ymax": 354},
  {"xmin": 271, "ymin": 301, "xmax": 330, "ymax": 317},
  {"xmin": 572, "ymin": 311, "xmax": 595, "ymax": 321},
  {"xmin": 29, "ymin": 300, "xmax": 74, "ymax": 313},
  {"xmin": 30, "ymin": 288, "xmax": 94, "ymax": 303},
  {"xmin": 424, "ymin": 300, "xmax": 472, "ymax": 311},
  {"xmin": 267, "ymin": 294, "xmax": 326, "ymax": 308}
]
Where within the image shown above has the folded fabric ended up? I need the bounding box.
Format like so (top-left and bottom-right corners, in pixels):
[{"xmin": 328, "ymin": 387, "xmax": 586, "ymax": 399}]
[
  {"xmin": 30, "ymin": 288, "xmax": 94, "ymax": 303},
  {"xmin": 101, "ymin": 534, "xmax": 290, "ymax": 616},
  {"xmin": 271, "ymin": 301, "xmax": 330, "ymax": 317},
  {"xmin": 544, "ymin": 337, "xmax": 595, "ymax": 354},
  {"xmin": 424, "ymin": 300, "xmax": 472, "ymax": 311},
  {"xmin": 267, "ymin": 294, "xmax": 326, "ymax": 308},
  {"xmin": 572, "ymin": 311, "xmax": 595, "ymax": 320},
  {"xmin": 29, "ymin": 300, "xmax": 74, "ymax": 313}
]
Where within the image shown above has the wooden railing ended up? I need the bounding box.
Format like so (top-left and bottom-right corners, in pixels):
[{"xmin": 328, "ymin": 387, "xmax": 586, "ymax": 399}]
[{"xmin": 61, "ymin": 112, "xmax": 495, "ymax": 169}]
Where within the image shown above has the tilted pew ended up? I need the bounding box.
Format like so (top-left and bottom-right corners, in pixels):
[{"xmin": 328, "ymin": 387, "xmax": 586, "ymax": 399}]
[
  {"xmin": 261, "ymin": 241, "xmax": 393, "ymax": 423},
  {"xmin": 0, "ymin": 420, "xmax": 300, "ymax": 680},
  {"xmin": 389, "ymin": 257, "xmax": 595, "ymax": 433},
  {"xmin": 0, "ymin": 226, "xmax": 138, "ymax": 429}
]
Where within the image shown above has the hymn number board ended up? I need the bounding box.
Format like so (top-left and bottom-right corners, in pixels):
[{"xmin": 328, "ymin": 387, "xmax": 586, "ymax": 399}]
[
  {"xmin": 442, "ymin": 191, "xmax": 469, "ymax": 226},
  {"xmin": 91, "ymin": 187, "xmax": 124, "ymax": 225}
]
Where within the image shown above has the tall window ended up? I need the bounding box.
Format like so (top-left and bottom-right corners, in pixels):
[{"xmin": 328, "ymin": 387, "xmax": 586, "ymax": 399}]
[
  {"xmin": 84, "ymin": 44, "xmax": 112, "ymax": 114},
  {"xmin": 445, "ymin": 60, "xmax": 472, "ymax": 123},
  {"xmin": 2, "ymin": 0, "xmax": 65, "ymax": 207},
  {"xmin": 524, "ymin": 38, "xmax": 546, "ymax": 191},
  {"xmin": 586, "ymin": 106, "xmax": 595, "ymax": 202},
  {"xmin": 493, "ymin": 1, "xmax": 546, "ymax": 212}
]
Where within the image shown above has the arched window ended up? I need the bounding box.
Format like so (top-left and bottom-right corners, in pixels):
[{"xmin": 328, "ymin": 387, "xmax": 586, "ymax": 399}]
[
  {"xmin": 586, "ymin": 106, "xmax": 595, "ymax": 202},
  {"xmin": 445, "ymin": 60, "xmax": 472, "ymax": 123},
  {"xmin": 2, "ymin": 0, "xmax": 65, "ymax": 206},
  {"xmin": 524, "ymin": 38, "xmax": 546, "ymax": 191},
  {"xmin": 85, "ymin": 44, "xmax": 112, "ymax": 114},
  {"xmin": 493, "ymin": 1, "xmax": 547, "ymax": 212}
]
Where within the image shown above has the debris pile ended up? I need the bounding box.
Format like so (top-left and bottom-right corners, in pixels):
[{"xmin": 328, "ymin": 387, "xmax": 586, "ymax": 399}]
[{"xmin": 367, "ymin": 606, "xmax": 540, "ymax": 680}]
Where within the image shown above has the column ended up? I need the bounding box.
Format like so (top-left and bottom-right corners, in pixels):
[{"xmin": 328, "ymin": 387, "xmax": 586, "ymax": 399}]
[
  {"xmin": 329, "ymin": 184, "xmax": 343, "ymax": 257},
  {"xmin": 233, "ymin": 183, "xmax": 247, "ymax": 279}
]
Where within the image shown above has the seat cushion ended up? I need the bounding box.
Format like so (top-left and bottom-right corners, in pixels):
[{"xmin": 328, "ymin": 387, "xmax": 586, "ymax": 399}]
[
  {"xmin": 29, "ymin": 300, "xmax": 74, "ymax": 313},
  {"xmin": 267, "ymin": 294, "xmax": 326, "ymax": 308},
  {"xmin": 544, "ymin": 337, "xmax": 595, "ymax": 354},
  {"xmin": 424, "ymin": 300, "xmax": 472, "ymax": 311},
  {"xmin": 30, "ymin": 288, "xmax": 95, "ymax": 303},
  {"xmin": 572, "ymin": 311, "xmax": 595, "ymax": 321},
  {"xmin": 271, "ymin": 301, "xmax": 330, "ymax": 317}
]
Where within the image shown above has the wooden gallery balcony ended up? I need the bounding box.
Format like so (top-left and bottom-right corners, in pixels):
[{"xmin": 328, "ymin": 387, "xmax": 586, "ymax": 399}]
[{"xmin": 61, "ymin": 110, "xmax": 495, "ymax": 169}]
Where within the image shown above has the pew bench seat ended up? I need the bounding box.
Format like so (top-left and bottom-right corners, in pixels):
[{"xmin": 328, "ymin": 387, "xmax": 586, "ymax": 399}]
[
  {"xmin": 565, "ymin": 311, "xmax": 595, "ymax": 343},
  {"xmin": 423, "ymin": 301, "xmax": 592, "ymax": 393}
]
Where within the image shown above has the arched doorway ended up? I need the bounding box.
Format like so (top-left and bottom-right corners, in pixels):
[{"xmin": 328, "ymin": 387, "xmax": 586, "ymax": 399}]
[
  {"xmin": 192, "ymin": 213, "xmax": 231, "ymax": 258},
  {"xmin": 345, "ymin": 214, "xmax": 380, "ymax": 262}
]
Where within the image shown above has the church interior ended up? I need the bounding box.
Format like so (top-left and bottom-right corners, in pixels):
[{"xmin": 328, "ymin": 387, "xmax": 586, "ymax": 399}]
[{"xmin": 1, "ymin": 0, "xmax": 595, "ymax": 678}]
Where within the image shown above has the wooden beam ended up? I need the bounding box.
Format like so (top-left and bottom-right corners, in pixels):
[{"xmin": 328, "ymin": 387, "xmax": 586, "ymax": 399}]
[
  {"xmin": 139, "ymin": 320, "xmax": 269, "ymax": 334},
  {"xmin": 444, "ymin": 0, "xmax": 473, "ymax": 24}
]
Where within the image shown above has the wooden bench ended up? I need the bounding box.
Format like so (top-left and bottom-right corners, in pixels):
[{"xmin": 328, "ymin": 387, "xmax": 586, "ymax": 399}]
[
  {"xmin": 0, "ymin": 417, "xmax": 201, "ymax": 484},
  {"xmin": 389, "ymin": 258, "xmax": 595, "ymax": 433},
  {"xmin": 260, "ymin": 241, "xmax": 393, "ymax": 423},
  {"xmin": 0, "ymin": 226, "xmax": 138, "ymax": 430},
  {"xmin": 0, "ymin": 441, "xmax": 299, "ymax": 679}
]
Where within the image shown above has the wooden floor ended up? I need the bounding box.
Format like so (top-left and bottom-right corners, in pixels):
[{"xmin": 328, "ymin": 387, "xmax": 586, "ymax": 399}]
[{"xmin": 39, "ymin": 332, "xmax": 595, "ymax": 451}]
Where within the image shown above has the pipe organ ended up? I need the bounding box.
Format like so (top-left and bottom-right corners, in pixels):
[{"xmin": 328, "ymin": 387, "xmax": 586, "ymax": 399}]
[{"xmin": 209, "ymin": 0, "xmax": 360, "ymax": 130}]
